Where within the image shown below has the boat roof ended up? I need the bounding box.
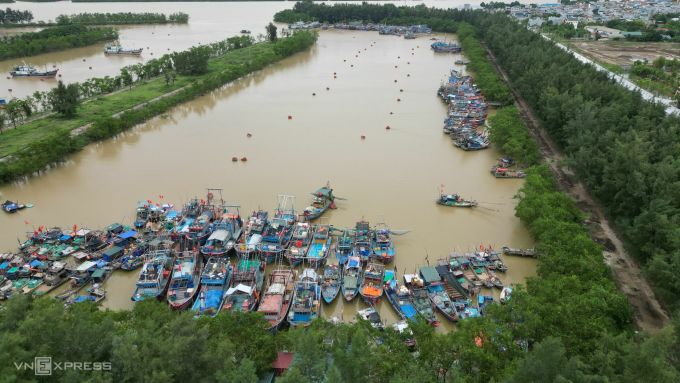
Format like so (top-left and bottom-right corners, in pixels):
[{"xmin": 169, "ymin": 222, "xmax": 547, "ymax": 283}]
[
  {"xmin": 301, "ymin": 268, "xmax": 318, "ymax": 281},
  {"xmin": 346, "ymin": 257, "xmax": 361, "ymax": 268},
  {"xmin": 402, "ymin": 305, "xmax": 417, "ymax": 318},
  {"xmin": 420, "ymin": 267, "xmax": 441, "ymax": 284},
  {"xmin": 384, "ymin": 269, "xmax": 395, "ymax": 283},
  {"xmin": 259, "ymin": 295, "xmax": 283, "ymax": 313},
  {"xmin": 208, "ymin": 230, "xmax": 229, "ymax": 242},
  {"xmin": 312, "ymin": 187, "xmax": 333, "ymax": 198},
  {"xmin": 77, "ymin": 261, "xmax": 97, "ymax": 272},
  {"xmin": 91, "ymin": 269, "xmax": 106, "ymax": 279},
  {"xmin": 103, "ymin": 246, "xmax": 123, "ymax": 257},
  {"xmin": 403, "ymin": 273, "xmax": 418, "ymax": 283},
  {"xmin": 118, "ymin": 230, "xmax": 137, "ymax": 239},
  {"xmin": 75, "ymin": 229, "xmax": 91, "ymax": 236},
  {"xmin": 226, "ymin": 283, "xmax": 253, "ymax": 295}
]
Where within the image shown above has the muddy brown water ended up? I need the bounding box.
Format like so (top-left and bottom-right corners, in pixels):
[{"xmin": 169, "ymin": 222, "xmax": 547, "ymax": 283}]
[{"xmin": 0, "ymin": 4, "xmax": 536, "ymax": 329}]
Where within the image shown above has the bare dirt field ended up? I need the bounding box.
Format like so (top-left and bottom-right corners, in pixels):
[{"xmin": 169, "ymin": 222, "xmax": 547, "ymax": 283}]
[{"xmin": 570, "ymin": 40, "xmax": 680, "ymax": 69}]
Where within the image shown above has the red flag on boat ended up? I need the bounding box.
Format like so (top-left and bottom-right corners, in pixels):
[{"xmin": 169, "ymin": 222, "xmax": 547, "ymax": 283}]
[
  {"xmin": 38, "ymin": 225, "xmax": 44, "ymax": 232},
  {"xmin": 159, "ymin": 195, "xmax": 164, "ymax": 199},
  {"xmin": 147, "ymin": 199, "xmax": 153, "ymax": 204},
  {"xmin": 479, "ymin": 244, "xmax": 483, "ymax": 251},
  {"xmin": 73, "ymin": 224, "xmax": 78, "ymax": 232},
  {"xmin": 24, "ymin": 220, "xmax": 29, "ymax": 225}
]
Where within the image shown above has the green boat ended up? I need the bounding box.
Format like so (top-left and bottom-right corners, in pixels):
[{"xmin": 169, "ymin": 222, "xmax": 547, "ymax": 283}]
[{"xmin": 437, "ymin": 193, "xmax": 478, "ymax": 208}]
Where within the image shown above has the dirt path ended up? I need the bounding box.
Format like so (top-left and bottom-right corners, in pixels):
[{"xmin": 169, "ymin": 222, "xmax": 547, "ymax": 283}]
[{"xmin": 483, "ymin": 45, "xmax": 670, "ymax": 332}]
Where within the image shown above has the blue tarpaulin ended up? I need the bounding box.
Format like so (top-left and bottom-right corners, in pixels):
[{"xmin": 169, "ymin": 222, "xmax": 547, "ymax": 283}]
[
  {"xmin": 59, "ymin": 235, "xmax": 72, "ymax": 242},
  {"xmin": 118, "ymin": 230, "xmax": 137, "ymax": 240},
  {"xmin": 0, "ymin": 262, "xmax": 9, "ymax": 270},
  {"xmin": 29, "ymin": 260, "xmax": 44, "ymax": 268},
  {"xmin": 401, "ymin": 304, "xmax": 417, "ymax": 319}
]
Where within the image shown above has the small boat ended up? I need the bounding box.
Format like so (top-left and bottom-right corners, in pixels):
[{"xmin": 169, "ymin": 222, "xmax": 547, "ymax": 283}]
[
  {"xmin": 66, "ymin": 284, "xmax": 106, "ymax": 306},
  {"xmin": 192, "ymin": 256, "xmax": 232, "ymax": 318},
  {"xmin": 501, "ymin": 246, "xmax": 537, "ymax": 258},
  {"xmin": 404, "ymin": 32, "xmax": 416, "ymax": 39},
  {"xmin": 403, "ymin": 274, "xmax": 438, "ymax": 326},
  {"xmin": 384, "ymin": 270, "xmax": 418, "ymax": 321},
  {"xmin": 334, "ymin": 229, "xmax": 353, "ymax": 265},
  {"xmin": 134, "ymin": 201, "xmax": 151, "ymax": 229},
  {"xmin": 33, "ymin": 261, "xmax": 69, "ymax": 296},
  {"xmin": 430, "ymin": 41, "xmax": 462, "ymax": 53},
  {"xmin": 421, "ymin": 266, "xmax": 458, "ymax": 321},
  {"xmin": 288, "ymin": 268, "xmax": 321, "ymax": 328},
  {"xmin": 104, "ymin": 44, "xmax": 143, "ymax": 56},
  {"xmin": 302, "ymin": 185, "xmax": 336, "ymax": 221},
  {"xmin": 371, "ymin": 226, "xmax": 395, "ymax": 263},
  {"xmin": 167, "ymin": 250, "xmax": 202, "ymax": 310},
  {"xmin": 235, "ymin": 210, "xmax": 268, "ymax": 257},
  {"xmin": 320, "ymin": 263, "xmax": 341, "ymax": 303},
  {"xmin": 352, "ymin": 220, "xmax": 372, "ymax": 263},
  {"xmin": 285, "ymin": 222, "xmax": 313, "ymax": 267},
  {"xmin": 257, "ymin": 267, "xmax": 296, "ymax": 331},
  {"xmin": 341, "ymin": 256, "xmax": 363, "ymax": 302},
  {"xmin": 491, "ymin": 166, "xmax": 526, "ymax": 179},
  {"xmin": 201, "ymin": 212, "xmax": 243, "ymax": 256},
  {"xmin": 357, "ymin": 307, "xmax": 384, "ymax": 330},
  {"xmin": 240, "ymin": 29, "xmax": 251, "ymax": 34},
  {"xmin": 2, "ymin": 200, "xmax": 25, "ymax": 213},
  {"xmin": 10, "ymin": 65, "xmax": 58, "ymax": 78},
  {"xmin": 360, "ymin": 262, "xmax": 385, "ymax": 304},
  {"xmin": 222, "ymin": 256, "xmax": 264, "ymax": 313},
  {"xmin": 437, "ymin": 193, "xmax": 478, "ymax": 208},
  {"xmin": 307, "ymin": 224, "xmax": 331, "ymax": 268},
  {"xmin": 258, "ymin": 196, "xmax": 296, "ymax": 263},
  {"xmin": 454, "ymin": 59, "xmax": 469, "ymax": 65},
  {"xmin": 500, "ymin": 286, "xmax": 512, "ymax": 304},
  {"xmin": 131, "ymin": 250, "xmax": 173, "ymax": 302}
]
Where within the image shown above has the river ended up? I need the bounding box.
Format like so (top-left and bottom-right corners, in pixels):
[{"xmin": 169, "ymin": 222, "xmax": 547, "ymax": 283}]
[{"xmin": 0, "ymin": 2, "xmax": 536, "ymax": 329}]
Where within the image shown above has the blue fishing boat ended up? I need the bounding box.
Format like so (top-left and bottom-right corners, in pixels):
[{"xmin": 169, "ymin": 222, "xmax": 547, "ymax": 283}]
[
  {"xmin": 341, "ymin": 256, "xmax": 363, "ymax": 302},
  {"xmin": 235, "ymin": 210, "xmax": 268, "ymax": 257},
  {"xmin": 430, "ymin": 41, "xmax": 461, "ymax": 53},
  {"xmin": 288, "ymin": 268, "xmax": 321, "ymax": 328},
  {"xmin": 421, "ymin": 266, "xmax": 458, "ymax": 322},
  {"xmin": 302, "ymin": 185, "xmax": 336, "ymax": 221},
  {"xmin": 321, "ymin": 263, "xmax": 340, "ymax": 303},
  {"xmin": 131, "ymin": 250, "xmax": 174, "ymax": 302},
  {"xmin": 258, "ymin": 195, "xmax": 296, "ymax": 263},
  {"xmin": 222, "ymin": 256, "xmax": 264, "ymax": 313},
  {"xmin": 335, "ymin": 229, "xmax": 352, "ymax": 265},
  {"xmin": 184, "ymin": 210, "xmax": 214, "ymax": 245},
  {"xmin": 192, "ymin": 256, "xmax": 232, "ymax": 318},
  {"xmin": 307, "ymin": 224, "xmax": 331, "ymax": 268},
  {"xmin": 371, "ymin": 226, "xmax": 395, "ymax": 263},
  {"xmin": 285, "ymin": 222, "xmax": 313, "ymax": 267},
  {"xmin": 2, "ymin": 200, "xmax": 25, "ymax": 213},
  {"xmin": 352, "ymin": 220, "xmax": 372, "ymax": 263},
  {"xmin": 167, "ymin": 250, "xmax": 202, "ymax": 310},
  {"xmin": 201, "ymin": 210, "xmax": 243, "ymax": 256},
  {"xmin": 384, "ymin": 270, "xmax": 418, "ymax": 321},
  {"xmin": 360, "ymin": 262, "xmax": 385, "ymax": 304}
]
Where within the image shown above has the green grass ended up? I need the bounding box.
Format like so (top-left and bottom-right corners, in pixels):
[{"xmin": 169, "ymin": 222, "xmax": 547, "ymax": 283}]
[{"xmin": 0, "ymin": 42, "xmax": 274, "ymax": 159}]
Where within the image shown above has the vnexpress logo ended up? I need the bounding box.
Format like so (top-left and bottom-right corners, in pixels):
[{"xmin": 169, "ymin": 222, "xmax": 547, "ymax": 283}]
[{"xmin": 34, "ymin": 357, "xmax": 52, "ymax": 376}]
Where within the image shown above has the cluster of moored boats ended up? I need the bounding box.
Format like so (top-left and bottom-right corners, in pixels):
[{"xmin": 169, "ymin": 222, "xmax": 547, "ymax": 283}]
[{"xmin": 438, "ymin": 69, "xmax": 490, "ymax": 151}]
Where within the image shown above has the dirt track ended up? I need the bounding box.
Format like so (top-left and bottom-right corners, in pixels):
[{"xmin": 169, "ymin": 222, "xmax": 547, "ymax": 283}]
[{"xmin": 483, "ymin": 45, "xmax": 670, "ymax": 332}]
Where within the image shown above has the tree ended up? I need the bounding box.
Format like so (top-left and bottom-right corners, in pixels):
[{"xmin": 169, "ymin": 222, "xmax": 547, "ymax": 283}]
[
  {"xmin": 120, "ymin": 67, "xmax": 133, "ymax": 89},
  {"xmin": 4, "ymin": 99, "xmax": 23, "ymax": 127},
  {"xmin": 49, "ymin": 80, "xmax": 80, "ymax": 117},
  {"xmin": 266, "ymin": 22, "xmax": 278, "ymax": 42}
]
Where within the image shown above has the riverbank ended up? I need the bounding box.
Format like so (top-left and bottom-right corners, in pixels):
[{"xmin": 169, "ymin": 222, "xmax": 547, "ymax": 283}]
[{"xmin": 0, "ymin": 31, "xmax": 318, "ymax": 183}]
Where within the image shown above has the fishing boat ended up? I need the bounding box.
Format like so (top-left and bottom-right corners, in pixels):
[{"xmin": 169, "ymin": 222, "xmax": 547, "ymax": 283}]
[
  {"xmin": 430, "ymin": 41, "xmax": 462, "ymax": 53},
  {"xmin": 490, "ymin": 166, "xmax": 526, "ymax": 179},
  {"xmin": 307, "ymin": 224, "xmax": 331, "ymax": 268},
  {"xmin": 104, "ymin": 44, "xmax": 143, "ymax": 56},
  {"xmin": 201, "ymin": 211, "xmax": 243, "ymax": 256},
  {"xmin": 134, "ymin": 201, "xmax": 151, "ymax": 229},
  {"xmin": 341, "ymin": 256, "xmax": 363, "ymax": 302},
  {"xmin": 258, "ymin": 195, "xmax": 296, "ymax": 263},
  {"xmin": 32, "ymin": 261, "xmax": 69, "ymax": 296},
  {"xmin": 118, "ymin": 253, "xmax": 145, "ymax": 271},
  {"xmin": 501, "ymin": 246, "xmax": 537, "ymax": 258},
  {"xmin": 357, "ymin": 307, "xmax": 384, "ymax": 330},
  {"xmin": 437, "ymin": 193, "xmax": 478, "ymax": 208},
  {"xmin": 500, "ymin": 286, "xmax": 512, "ymax": 304},
  {"xmin": 404, "ymin": 32, "xmax": 416, "ymax": 39},
  {"xmin": 421, "ymin": 266, "xmax": 458, "ymax": 321},
  {"xmin": 371, "ymin": 226, "xmax": 395, "ymax": 263},
  {"xmin": 257, "ymin": 267, "xmax": 296, "ymax": 331},
  {"xmin": 66, "ymin": 284, "xmax": 106, "ymax": 306},
  {"xmin": 192, "ymin": 256, "xmax": 232, "ymax": 318},
  {"xmin": 302, "ymin": 185, "xmax": 336, "ymax": 221},
  {"xmin": 240, "ymin": 29, "xmax": 251, "ymax": 34},
  {"xmin": 352, "ymin": 220, "xmax": 372, "ymax": 263},
  {"xmin": 235, "ymin": 210, "xmax": 268, "ymax": 257},
  {"xmin": 2, "ymin": 200, "xmax": 25, "ymax": 213},
  {"xmin": 320, "ymin": 263, "xmax": 340, "ymax": 303},
  {"xmin": 131, "ymin": 250, "xmax": 173, "ymax": 302},
  {"xmin": 403, "ymin": 274, "xmax": 438, "ymax": 326},
  {"xmin": 222, "ymin": 256, "xmax": 264, "ymax": 313},
  {"xmin": 285, "ymin": 222, "xmax": 313, "ymax": 267},
  {"xmin": 334, "ymin": 229, "xmax": 353, "ymax": 265},
  {"xmin": 384, "ymin": 270, "xmax": 418, "ymax": 321},
  {"xmin": 360, "ymin": 262, "xmax": 385, "ymax": 304},
  {"xmin": 167, "ymin": 250, "xmax": 202, "ymax": 310},
  {"xmin": 10, "ymin": 65, "xmax": 58, "ymax": 78},
  {"xmin": 288, "ymin": 268, "xmax": 321, "ymax": 328},
  {"xmin": 184, "ymin": 210, "xmax": 214, "ymax": 245}
]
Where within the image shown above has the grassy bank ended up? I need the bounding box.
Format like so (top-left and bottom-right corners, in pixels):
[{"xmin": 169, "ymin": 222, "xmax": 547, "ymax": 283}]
[{"xmin": 0, "ymin": 31, "xmax": 318, "ymax": 183}]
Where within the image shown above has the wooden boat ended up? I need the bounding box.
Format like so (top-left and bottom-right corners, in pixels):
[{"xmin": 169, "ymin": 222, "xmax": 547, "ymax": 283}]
[
  {"xmin": 437, "ymin": 193, "xmax": 478, "ymax": 207},
  {"xmin": 341, "ymin": 256, "xmax": 363, "ymax": 302},
  {"xmin": 258, "ymin": 196, "xmax": 296, "ymax": 263},
  {"xmin": 403, "ymin": 274, "xmax": 438, "ymax": 326},
  {"xmin": 334, "ymin": 229, "xmax": 353, "ymax": 266},
  {"xmin": 307, "ymin": 224, "xmax": 331, "ymax": 268},
  {"xmin": 257, "ymin": 267, "xmax": 296, "ymax": 331},
  {"xmin": 134, "ymin": 201, "xmax": 152, "ymax": 229},
  {"xmin": 352, "ymin": 220, "xmax": 372, "ymax": 263},
  {"xmin": 288, "ymin": 268, "xmax": 321, "ymax": 328},
  {"xmin": 371, "ymin": 226, "xmax": 395, "ymax": 263},
  {"xmin": 66, "ymin": 284, "xmax": 106, "ymax": 307},
  {"xmin": 357, "ymin": 307, "xmax": 384, "ymax": 330},
  {"xmin": 201, "ymin": 212, "xmax": 243, "ymax": 256},
  {"xmin": 10, "ymin": 65, "xmax": 58, "ymax": 78},
  {"xmin": 360, "ymin": 262, "xmax": 385, "ymax": 304},
  {"xmin": 420, "ymin": 266, "xmax": 458, "ymax": 322},
  {"xmin": 320, "ymin": 264, "xmax": 340, "ymax": 303},
  {"xmin": 490, "ymin": 166, "xmax": 526, "ymax": 179},
  {"xmin": 302, "ymin": 185, "xmax": 336, "ymax": 221},
  {"xmin": 222, "ymin": 257, "xmax": 264, "ymax": 313},
  {"xmin": 131, "ymin": 250, "xmax": 173, "ymax": 302},
  {"xmin": 500, "ymin": 286, "xmax": 512, "ymax": 304},
  {"xmin": 192, "ymin": 256, "xmax": 232, "ymax": 318},
  {"xmin": 104, "ymin": 44, "xmax": 143, "ymax": 56},
  {"xmin": 235, "ymin": 210, "xmax": 268, "ymax": 257},
  {"xmin": 167, "ymin": 250, "xmax": 202, "ymax": 310},
  {"xmin": 431, "ymin": 41, "xmax": 462, "ymax": 53},
  {"xmin": 32, "ymin": 261, "xmax": 69, "ymax": 296},
  {"xmin": 2, "ymin": 200, "xmax": 25, "ymax": 213},
  {"xmin": 285, "ymin": 222, "xmax": 313, "ymax": 267},
  {"xmin": 501, "ymin": 246, "xmax": 537, "ymax": 258},
  {"xmin": 184, "ymin": 210, "xmax": 214, "ymax": 245},
  {"xmin": 384, "ymin": 270, "xmax": 418, "ymax": 321}
]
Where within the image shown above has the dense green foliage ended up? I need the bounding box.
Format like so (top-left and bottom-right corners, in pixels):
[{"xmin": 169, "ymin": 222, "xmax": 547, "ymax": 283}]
[
  {"xmin": 55, "ymin": 12, "xmax": 189, "ymax": 25},
  {"xmin": 49, "ymin": 81, "xmax": 80, "ymax": 118},
  {"xmin": 605, "ymin": 18, "xmax": 680, "ymax": 42},
  {"xmin": 488, "ymin": 106, "xmax": 540, "ymax": 166},
  {"xmin": 541, "ymin": 22, "xmax": 590, "ymax": 39},
  {"xmin": 0, "ymin": 7, "xmax": 31, "ymax": 23},
  {"xmin": 172, "ymin": 46, "xmax": 210, "ymax": 75},
  {"xmin": 0, "ymin": 24, "xmax": 117, "ymax": 60},
  {"xmin": 0, "ymin": 31, "xmax": 316, "ymax": 183},
  {"xmin": 266, "ymin": 22, "xmax": 277, "ymax": 42},
  {"xmin": 629, "ymin": 57, "xmax": 680, "ymax": 98},
  {"xmin": 481, "ymin": 1, "xmax": 521, "ymax": 9}
]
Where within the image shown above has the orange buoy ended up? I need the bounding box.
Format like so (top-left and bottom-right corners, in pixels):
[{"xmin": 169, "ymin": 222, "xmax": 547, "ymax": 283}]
[
  {"xmin": 360, "ymin": 135, "xmax": 366, "ymax": 140},
  {"xmin": 394, "ymin": 65, "xmax": 398, "ymax": 68},
  {"xmin": 288, "ymin": 115, "xmax": 293, "ymax": 120},
  {"xmin": 355, "ymin": 55, "xmax": 358, "ymax": 58},
  {"xmin": 231, "ymin": 157, "xmax": 238, "ymax": 162},
  {"xmin": 407, "ymin": 74, "xmax": 410, "ymax": 77},
  {"xmin": 407, "ymin": 62, "xmax": 410, "ymax": 64},
  {"xmin": 343, "ymin": 59, "xmax": 346, "ymax": 62},
  {"xmin": 240, "ymin": 157, "xmax": 247, "ymax": 162},
  {"xmin": 246, "ymin": 133, "xmax": 252, "ymax": 138},
  {"xmin": 58, "ymin": 74, "xmax": 62, "ymax": 77},
  {"xmin": 397, "ymin": 56, "xmax": 400, "ymax": 59}
]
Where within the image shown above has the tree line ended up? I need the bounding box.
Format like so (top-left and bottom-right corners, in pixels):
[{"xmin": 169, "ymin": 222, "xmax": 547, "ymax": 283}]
[
  {"xmin": 55, "ymin": 12, "xmax": 189, "ymax": 25},
  {"xmin": 0, "ymin": 7, "xmax": 32, "ymax": 24},
  {"xmin": 0, "ymin": 24, "xmax": 117, "ymax": 60}
]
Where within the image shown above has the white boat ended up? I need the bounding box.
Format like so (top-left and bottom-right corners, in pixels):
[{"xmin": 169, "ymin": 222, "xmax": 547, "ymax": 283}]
[
  {"xmin": 500, "ymin": 286, "xmax": 512, "ymax": 304},
  {"xmin": 104, "ymin": 45, "xmax": 143, "ymax": 56},
  {"xmin": 10, "ymin": 65, "xmax": 58, "ymax": 78}
]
